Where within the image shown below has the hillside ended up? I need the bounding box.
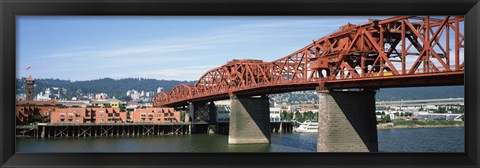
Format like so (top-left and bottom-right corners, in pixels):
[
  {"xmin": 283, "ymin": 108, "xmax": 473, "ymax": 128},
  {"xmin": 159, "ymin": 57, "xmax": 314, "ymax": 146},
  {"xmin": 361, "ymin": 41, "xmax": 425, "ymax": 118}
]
[
  {"xmin": 16, "ymin": 77, "xmax": 464, "ymax": 102},
  {"xmin": 16, "ymin": 77, "xmax": 195, "ymax": 101},
  {"xmin": 268, "ymin": 85, "xmax": 464, "ymax": 103}
]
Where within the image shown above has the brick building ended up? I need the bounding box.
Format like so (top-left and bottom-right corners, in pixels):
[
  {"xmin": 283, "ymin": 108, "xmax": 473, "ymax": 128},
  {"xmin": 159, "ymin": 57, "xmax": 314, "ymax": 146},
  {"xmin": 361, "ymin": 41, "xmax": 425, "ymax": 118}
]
[
  {"xmin": 131, "ymin": 108, "xmax": 180, "ymax": 123},
  {"xmin": 15, "ymin": 100, "xmax": 60, "ymax": 125},
  {"xmin": 50, "ymin": 108, "xmax": 127, "ymax": 124}
]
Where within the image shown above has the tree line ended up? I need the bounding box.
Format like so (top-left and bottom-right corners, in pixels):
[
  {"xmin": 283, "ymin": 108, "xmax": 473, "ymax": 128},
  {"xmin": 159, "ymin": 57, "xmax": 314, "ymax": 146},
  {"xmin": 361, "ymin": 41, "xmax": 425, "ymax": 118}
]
[
  {"xmin": 16, "ymin": 77, "xmax": 195, "ymax": 101},
  {"xmin": 280, "ymin": 111, "xmax": 317, "ymax": 123}
]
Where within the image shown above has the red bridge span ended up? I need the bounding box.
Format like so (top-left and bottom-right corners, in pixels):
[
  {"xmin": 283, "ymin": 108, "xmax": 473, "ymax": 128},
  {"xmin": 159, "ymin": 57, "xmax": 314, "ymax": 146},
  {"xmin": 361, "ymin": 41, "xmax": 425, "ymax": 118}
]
[
  {"xmin": 154, "ymin": 16, "xmax": 464, "ymax": 107},
  {"xmin": 152, "ymin": 16, "xmax": 465, "ymax": 151}
]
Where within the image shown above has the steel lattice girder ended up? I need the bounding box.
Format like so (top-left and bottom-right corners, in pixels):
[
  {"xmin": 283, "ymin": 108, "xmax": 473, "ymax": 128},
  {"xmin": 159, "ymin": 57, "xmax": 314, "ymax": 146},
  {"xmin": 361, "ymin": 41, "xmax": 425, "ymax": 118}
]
[{"xmin": 154, "ymin": 16, "xmax": 465, "ymax": 107}]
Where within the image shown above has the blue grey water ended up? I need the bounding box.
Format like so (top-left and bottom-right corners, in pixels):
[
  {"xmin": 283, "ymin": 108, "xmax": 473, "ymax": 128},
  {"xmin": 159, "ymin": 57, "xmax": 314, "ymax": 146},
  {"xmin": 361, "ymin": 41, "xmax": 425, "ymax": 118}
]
[{"xmin": 16, "ymin": 127, "xmax": 464, "ymax": 153}]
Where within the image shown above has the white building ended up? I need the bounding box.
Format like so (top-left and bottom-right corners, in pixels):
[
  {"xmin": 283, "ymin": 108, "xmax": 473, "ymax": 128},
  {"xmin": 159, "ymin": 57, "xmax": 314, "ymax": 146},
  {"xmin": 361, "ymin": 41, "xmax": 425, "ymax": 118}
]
[
  {"xmin": 130, "ymin": 92, "xmax": 141, "ymax": 101},
  {"xmin": 95, "ymin": 93, "xmax": 108, "ymax": 100},
  {"xmin": 36, "ymin": 94, "xmax": 51, "ymax": 101},
  {"xmin": 215, "ymin": 100, "xmax": 231, "ymax": 122},
  {"xmin": 413, "ymin": 113, "xmax": 462, "ymax": 121},
  {"xmin": 213, "ymin": 100, "xmax": 283, "ymax": 123},
  {"xmin": 389, "ymin": 113, "xmax": 396, "ymax": 120},
  {"xmin": 424, "ymin": 105, "xmax": 437, "ymax": 110},
  {"xmin": 270, "ymin": 107, "xmax": 281, "ymax": 122}
]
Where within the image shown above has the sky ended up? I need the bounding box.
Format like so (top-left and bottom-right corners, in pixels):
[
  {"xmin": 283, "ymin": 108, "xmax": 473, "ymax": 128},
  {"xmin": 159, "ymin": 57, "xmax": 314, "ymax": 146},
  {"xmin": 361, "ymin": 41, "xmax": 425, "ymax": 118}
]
[{"xmin": 17, "ymin": 16, "xmax": 463, "ymax": 81}]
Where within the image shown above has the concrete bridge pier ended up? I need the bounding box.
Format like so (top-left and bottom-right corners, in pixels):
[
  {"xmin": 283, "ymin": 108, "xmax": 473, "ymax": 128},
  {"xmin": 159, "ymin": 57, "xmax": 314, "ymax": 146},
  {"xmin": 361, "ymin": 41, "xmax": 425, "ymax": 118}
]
[
  {"xmin": 188, "ymin": 102, "xmax": 196, "ymax": 133},
  {"xmin": 317, "ymin": 89, "xmax": 378, "ymax": 152},
  {"xmin": 208, "ymin": 102, "xmax": 217, "ymax": 134},
  {"xmin": 228, "ymin": 94, "xmax": 271, "ymax": 144}
]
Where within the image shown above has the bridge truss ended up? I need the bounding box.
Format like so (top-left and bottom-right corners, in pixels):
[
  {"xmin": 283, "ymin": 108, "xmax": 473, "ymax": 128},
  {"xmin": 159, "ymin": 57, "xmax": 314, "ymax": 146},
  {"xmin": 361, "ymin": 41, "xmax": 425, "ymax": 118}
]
[{"xmin": 154, "ymin": 16, "xmax": 465, "ymax": 107}]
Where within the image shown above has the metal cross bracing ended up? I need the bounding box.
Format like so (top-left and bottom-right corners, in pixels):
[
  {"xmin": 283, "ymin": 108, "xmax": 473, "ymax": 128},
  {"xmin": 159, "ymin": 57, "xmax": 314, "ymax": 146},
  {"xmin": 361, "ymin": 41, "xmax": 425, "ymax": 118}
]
[{"xmin": 154, "ymin": 16, "xmax": 465, "ymax": 107}]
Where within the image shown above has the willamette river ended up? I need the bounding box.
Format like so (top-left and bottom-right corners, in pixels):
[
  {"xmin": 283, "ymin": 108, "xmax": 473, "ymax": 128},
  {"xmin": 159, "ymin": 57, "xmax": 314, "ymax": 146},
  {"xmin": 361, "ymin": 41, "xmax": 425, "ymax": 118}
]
[{"xmin": 16, "ymin": 127, "xmax": 464, "ymax": 153}]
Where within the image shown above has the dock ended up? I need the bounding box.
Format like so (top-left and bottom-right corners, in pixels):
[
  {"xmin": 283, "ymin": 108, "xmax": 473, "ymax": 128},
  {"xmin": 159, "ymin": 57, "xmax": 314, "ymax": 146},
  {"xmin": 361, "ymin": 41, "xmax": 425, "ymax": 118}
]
[
  {"xmin": 17, "ymin": 123, "xmax": 192, "ymax": 138},
  {"xmin": 16, "ymin": 121, "xmax": 295, "ymax": 138}
]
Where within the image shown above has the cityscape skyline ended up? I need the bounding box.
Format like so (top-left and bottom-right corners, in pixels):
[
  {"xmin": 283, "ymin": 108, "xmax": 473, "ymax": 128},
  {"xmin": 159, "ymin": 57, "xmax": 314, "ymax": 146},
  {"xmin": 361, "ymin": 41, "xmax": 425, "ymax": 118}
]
[{"xmin": 17, "ymin": 16, "xmax": 394, "ymax": 81}]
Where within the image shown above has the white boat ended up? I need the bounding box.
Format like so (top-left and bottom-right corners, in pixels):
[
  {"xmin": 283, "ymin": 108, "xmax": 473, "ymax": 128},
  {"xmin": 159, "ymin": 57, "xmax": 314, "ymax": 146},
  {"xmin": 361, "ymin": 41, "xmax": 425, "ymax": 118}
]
[{"xmin": 295, "ymin": 121, "xmax": 318, "ymax": 133}]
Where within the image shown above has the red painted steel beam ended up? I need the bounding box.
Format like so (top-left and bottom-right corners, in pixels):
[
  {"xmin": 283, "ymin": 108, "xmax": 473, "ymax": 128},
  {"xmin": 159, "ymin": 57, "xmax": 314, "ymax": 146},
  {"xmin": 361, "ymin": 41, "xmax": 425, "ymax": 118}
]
[{"xmin": 154, "ymin": 16, "xmax": 465, "ymax": 107}]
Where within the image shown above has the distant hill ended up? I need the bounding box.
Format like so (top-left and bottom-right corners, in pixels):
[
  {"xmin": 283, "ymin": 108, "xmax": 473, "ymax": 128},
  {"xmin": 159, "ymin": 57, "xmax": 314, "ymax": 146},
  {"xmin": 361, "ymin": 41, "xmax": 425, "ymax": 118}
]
[
  {"xmin": 16, "ymin": 77, "xmax": 195, "ymax": 101},
  {"xmin": 269, "ymin": 85, "xmax": 464, "ymax": 103},
  {"xmin": 16, "ymin": 77, "xmax": 464, "ymax": 102}
]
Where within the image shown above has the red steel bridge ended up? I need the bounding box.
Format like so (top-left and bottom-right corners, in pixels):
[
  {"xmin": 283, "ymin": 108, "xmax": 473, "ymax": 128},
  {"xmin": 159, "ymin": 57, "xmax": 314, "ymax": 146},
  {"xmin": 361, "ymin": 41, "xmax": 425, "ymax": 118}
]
[{"xmin": 154, "ymin": 16, "xmax": 465, "ymax": 107}]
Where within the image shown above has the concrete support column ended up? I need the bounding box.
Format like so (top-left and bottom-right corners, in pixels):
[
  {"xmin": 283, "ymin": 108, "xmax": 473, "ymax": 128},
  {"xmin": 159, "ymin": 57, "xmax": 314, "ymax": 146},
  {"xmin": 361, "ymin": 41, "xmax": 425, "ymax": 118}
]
[
  {"xmin": 188, "ymin": 102, "xmax": 196, "ymax": 133},
  {"xmin": 317, "ymin": 89, "xmax": 378, "ymax": 152},
  {"xmin": 208, "ymin": 102, "xmax": 217, "ymax": 123},
  {"xmin": 228, "ymin": 94, "xmax": 271, "ymax": 144},
  {"xmin": 208, "ymin": 102, "xmax": 217, "ymax": 134}
]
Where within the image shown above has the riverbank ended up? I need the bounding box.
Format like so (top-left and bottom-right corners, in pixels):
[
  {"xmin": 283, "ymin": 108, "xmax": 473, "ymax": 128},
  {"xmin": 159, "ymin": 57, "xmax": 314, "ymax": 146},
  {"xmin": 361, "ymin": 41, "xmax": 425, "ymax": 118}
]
[{"xmin": 377, "ymin": 120, "xmax": 464, "ymax": 129}]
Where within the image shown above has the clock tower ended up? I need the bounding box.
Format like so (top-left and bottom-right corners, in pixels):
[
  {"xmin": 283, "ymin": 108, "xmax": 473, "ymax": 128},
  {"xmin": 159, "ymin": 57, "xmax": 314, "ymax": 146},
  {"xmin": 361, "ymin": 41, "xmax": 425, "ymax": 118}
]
[{"xmin": 25, "ymin": 76, "xmax": 35, "ymax": 101}]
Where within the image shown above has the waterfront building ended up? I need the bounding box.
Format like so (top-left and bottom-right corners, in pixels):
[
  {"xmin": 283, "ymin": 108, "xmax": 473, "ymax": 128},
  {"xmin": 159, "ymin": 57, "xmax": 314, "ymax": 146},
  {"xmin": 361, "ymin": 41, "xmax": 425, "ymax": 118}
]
[
  {"xmin": 270, "ymin": 107, "xmax": 281, "ymax": 122},
  {"xmin": 412, "ymin": 113, "xmax": 463, "ymax": 121},
  {"xmin": 214, "ymin": 100, "xmax": 231, "ymax": 123},
  {"xmin": 16, "ymin": 102, "xmax": 58, "ymax": 125},
  {"xmin": 50, "ymin": 107, "xmax": 126, "ymax": 124},
  {"xmin": 15, "ymin": 99, "xmax": 61, "ymax": 124},
  {"xmin": 131, "ymin": 107, "xmax": 180, "ymax": 123},
  {"xmin": 216, "ymin": 106, "xmax": 230, "ymax": 122},
  {"xmin": 213, "ymin": 100, "xmax": 285, "ymax": 123}
]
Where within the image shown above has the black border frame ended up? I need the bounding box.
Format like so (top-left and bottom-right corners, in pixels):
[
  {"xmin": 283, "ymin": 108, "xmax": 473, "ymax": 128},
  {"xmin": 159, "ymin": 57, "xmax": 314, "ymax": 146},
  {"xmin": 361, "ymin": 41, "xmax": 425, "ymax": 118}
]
[{"xmin": 1, "ymin": 0, "xmax": 479, "ymax": 168}]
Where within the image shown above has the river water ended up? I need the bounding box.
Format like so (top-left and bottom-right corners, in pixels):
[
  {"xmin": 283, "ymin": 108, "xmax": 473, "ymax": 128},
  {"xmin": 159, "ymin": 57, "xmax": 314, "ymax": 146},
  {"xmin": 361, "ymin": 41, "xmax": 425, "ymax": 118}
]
[{"xmin": 16, "ymin": 127, "xmax": 464, "ymax": 153}]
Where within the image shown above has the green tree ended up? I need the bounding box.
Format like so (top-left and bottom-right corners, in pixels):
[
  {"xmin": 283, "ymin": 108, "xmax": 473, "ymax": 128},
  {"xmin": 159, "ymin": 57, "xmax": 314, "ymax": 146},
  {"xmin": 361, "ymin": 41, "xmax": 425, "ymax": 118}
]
[
  {"xmin": 281, "ymin": 111, "xmax": 288, "ymax": 121},
  {"xmin": 295, "ymin": 111, "xmax": 304, "ymax": 122},
  {"xmin": 285, "ymin": 112, "xmax": 293, "ymax": 121},
  {"xmin": 434, "ymin": 107, "xmax": 447, "ymax": 113},
  {"xmin": 304, "ymin": 111, "xmax": 314, "ymax": 121},
  {"xmin": 180, "ymin": 111, "xmax": 186, "ymax": 122},
  {"xmin": 383, "ymin": 114, "xmax": 391, "ymax": 123},
  {"xmin": 32, "ymin": 115, "xmax": 42, "ymax": 123},
  {"xmin": 453, "ymin": 106, "xmax": 464, "ymax": 114}
]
